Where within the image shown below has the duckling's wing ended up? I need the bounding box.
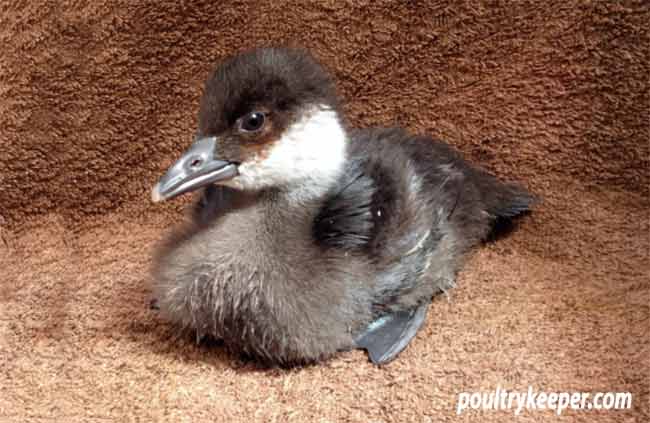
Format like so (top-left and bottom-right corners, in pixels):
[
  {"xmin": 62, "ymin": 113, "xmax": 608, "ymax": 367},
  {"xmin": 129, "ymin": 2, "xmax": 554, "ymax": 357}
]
[{"xmin": 354, "ymin": 303, "xmax": 429, "ymax": 365}]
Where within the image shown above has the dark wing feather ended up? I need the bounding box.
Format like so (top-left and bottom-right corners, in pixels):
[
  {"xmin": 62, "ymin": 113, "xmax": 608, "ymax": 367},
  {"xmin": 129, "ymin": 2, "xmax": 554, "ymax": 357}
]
[{"xmin": 312, "ymin": 162, "xmax": 379, "ymax": 250}]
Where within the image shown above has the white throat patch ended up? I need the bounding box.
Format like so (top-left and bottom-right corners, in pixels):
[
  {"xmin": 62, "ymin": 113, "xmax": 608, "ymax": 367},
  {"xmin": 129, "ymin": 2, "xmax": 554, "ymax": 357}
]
[{"xmin": 228, "ymin": 106, "xmax": 347, "ymax": 199}]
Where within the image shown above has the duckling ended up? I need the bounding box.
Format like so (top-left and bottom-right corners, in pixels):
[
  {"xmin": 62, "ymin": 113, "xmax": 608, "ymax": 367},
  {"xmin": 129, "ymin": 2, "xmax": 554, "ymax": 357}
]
[{"xmin": 150, "ymin": 47, "xmax": 535, "ymax": 366}]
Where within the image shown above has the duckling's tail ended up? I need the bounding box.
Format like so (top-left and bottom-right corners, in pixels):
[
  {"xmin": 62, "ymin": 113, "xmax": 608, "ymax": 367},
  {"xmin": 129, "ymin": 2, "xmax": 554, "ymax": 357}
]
[
  {"xmin": 481, "ymin": 177, "xmax": 538, "ymax": 220},
  {"xmin": 468, "ymin": 169, "xmax": 538, "ymax": 242}
]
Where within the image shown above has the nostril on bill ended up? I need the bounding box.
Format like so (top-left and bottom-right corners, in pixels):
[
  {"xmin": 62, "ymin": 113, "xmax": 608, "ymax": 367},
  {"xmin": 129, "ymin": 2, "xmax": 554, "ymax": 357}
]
[
  {"xmin": 149, "ymin": 298, "xmax": 160, "ymax": 310},
  {"xmin": 190, "ymin": 158, "xmax": 203, "ymax": 169}
]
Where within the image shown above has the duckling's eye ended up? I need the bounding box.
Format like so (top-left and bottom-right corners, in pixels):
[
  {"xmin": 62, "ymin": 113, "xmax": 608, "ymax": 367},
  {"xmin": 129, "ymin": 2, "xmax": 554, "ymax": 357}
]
[{"xmin": 239, "ymin": 112, "xmax": 266, "ymax": 132}]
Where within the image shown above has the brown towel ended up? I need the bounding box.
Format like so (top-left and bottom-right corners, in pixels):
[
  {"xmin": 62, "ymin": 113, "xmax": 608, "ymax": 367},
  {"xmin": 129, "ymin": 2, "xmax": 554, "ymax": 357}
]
[{"xmin": 1, "ymin": 1, "xmax": 647, "ymax": 421}]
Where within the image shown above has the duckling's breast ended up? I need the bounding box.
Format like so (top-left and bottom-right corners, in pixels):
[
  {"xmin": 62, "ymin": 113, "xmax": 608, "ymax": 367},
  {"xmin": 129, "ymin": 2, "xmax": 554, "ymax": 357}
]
[{"xmin": 152, "ymin": 198, "xmax": 375, "ymax": 364}]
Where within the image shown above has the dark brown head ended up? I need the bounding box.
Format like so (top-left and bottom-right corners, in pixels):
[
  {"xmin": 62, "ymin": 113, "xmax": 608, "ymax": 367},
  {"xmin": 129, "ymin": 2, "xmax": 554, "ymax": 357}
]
[{"xmin": 152, "ymin": 47, "xmax": 348, "ymax": 201}]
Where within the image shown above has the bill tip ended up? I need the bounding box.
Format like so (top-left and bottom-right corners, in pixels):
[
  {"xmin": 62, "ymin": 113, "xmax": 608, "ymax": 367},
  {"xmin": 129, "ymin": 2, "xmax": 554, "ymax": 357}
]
[{"xmin": 151, "ymin": 184, "xmax": 163, "ymax": 203}]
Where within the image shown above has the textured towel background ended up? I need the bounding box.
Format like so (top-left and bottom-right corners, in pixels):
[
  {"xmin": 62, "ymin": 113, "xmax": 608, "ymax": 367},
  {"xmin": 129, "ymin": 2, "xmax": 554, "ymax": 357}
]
[{"xmin": 1, "ymin": 1, "xmax": 648, "ymax": 422}]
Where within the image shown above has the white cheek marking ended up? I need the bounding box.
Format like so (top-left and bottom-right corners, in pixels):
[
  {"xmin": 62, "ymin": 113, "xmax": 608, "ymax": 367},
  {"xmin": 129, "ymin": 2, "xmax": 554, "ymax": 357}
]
[{"xmin": 229, "ymin": 106, "xmax": 347, "ymax": 199}]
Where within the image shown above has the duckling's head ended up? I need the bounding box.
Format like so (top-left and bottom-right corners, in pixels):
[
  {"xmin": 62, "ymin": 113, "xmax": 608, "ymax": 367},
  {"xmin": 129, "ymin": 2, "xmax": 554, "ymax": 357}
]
[{"xmin": 151, "ymin": 47, "xmax": 347, "ymax": 202}]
